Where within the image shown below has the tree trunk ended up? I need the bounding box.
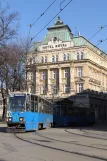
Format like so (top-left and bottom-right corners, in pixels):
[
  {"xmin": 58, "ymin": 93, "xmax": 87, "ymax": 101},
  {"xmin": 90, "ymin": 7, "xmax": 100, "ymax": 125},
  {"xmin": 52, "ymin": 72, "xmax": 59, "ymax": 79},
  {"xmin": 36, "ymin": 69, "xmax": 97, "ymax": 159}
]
[{"xmin": 1, "ymin": 83, "xmax": 6, "ymax": 121}]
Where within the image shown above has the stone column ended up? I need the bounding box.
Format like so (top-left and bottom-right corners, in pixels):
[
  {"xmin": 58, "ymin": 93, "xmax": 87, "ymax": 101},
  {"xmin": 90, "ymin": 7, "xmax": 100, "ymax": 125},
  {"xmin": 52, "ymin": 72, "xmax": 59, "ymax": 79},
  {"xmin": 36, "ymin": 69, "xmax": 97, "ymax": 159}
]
[
  {"xmin": 35, "ymin": 69, "xmax": 40, "ymax": 95},
  {"xmin": 59, "ymin": 68, "xmax": 62, "ymax": 97},
  {"xmin": 70, "ymin": 65, "xmax": 75, "ymax": 95},
  {"xmin": 47, "ymin": 69, "xmax": 51, "ymax": 97}
]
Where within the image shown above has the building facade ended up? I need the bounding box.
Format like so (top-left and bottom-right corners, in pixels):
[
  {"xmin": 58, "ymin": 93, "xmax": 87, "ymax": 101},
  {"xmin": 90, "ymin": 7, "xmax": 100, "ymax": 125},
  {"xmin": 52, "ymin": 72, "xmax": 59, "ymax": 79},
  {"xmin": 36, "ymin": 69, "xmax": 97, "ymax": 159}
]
[
  {"xmin": 54, "ymin": 89, "xmax": 107, "ymax": 123},
  {"xmin": 27, "ymin": 17, "xmax": 107, "ymax": 100}
]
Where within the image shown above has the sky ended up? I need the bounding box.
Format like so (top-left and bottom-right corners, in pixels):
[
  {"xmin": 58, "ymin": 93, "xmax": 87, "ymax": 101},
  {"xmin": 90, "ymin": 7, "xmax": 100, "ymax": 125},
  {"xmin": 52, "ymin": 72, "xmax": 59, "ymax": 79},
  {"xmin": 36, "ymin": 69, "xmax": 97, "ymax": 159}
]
[{"xmin": 2, "ymin": 0, "xmax": 107, "ymax": 52}]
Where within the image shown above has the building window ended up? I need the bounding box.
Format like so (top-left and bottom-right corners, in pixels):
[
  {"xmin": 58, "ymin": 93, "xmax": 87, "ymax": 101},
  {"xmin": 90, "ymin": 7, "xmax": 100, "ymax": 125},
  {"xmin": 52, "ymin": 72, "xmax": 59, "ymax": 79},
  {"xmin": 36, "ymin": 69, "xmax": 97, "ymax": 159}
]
[
  {"xmin": 64, "ymin": 69, "xmax": 70, "ymax": 78},
  {"xmin": 78, "ymin": 83, "xmax": 83, "ymax": 93},
  {"xmin": 56, "ymin": 55, "xmax": 58, "ymax": 62},
  {"xmin": 77, "ymin": 52, "xmax": 84, "ymax": 60},
  {"xmin": 52, "ymin": 55, "xmax": 55, "ymax": 62},
  {"xmin": 67, "ymin": 53, "xmax": 70, "ymax": 60},
  {"xmin": 77, "ymin": 67, "xmax": 82, "ymax": 77},
  {"xmin": 31, "ymin": 72, "xmax": 33, "ymax": 81},
  {"xmin": 45, "ymin": 56, "xmax": 47, "ymax": 63},
  {"xmin": 52, "ymin": 85, "xmax": 57, "ymax": 94},
  {"xmin": 81, "ymin": 52, "xmax": 84, "ymax": 60},
  {"xmin": 65, "ymin": 84, "xmax": 70, "ymax": 93},
  {"xmin": 32, "ymin": 57, "xmax": 35, "ymax": 64},
  {"xmin": 77, "ymin": 53, "xmax": 79, "ymax": 60},
  {"xmin": 41, "ymin": 57, "xmax": 44, "ymax": 63},
  {"xmin": 42, "ymin": 85, "xmax": 47, "ymax": 95},
  {"xmin": 53, "ymin": 70, "xmax": 57, "ymax": 79},
  {"xmin": 42, "ymin": 71, "xmax": 46, "ymax": 80},
  {"xmin": 63, "ymin": 54, "xmax": 66, "ymax": 61}
]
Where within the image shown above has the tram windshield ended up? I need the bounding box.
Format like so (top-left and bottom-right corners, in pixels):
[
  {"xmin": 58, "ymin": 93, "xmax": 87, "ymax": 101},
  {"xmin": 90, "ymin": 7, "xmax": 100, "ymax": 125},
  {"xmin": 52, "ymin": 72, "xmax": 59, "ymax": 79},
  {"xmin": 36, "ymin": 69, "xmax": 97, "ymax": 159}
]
[{"xmin": 9, "ymin": 94, "xmax": 26, "ymax": 111}]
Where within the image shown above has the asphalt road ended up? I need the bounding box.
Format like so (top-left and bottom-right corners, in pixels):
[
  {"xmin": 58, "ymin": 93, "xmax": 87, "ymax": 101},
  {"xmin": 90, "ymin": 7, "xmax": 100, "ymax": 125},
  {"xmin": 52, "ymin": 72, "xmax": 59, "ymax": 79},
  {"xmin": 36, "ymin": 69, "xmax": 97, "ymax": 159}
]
[{"xmin": 0, "ymin": 124, "xmax": 107, "ymax": 161}]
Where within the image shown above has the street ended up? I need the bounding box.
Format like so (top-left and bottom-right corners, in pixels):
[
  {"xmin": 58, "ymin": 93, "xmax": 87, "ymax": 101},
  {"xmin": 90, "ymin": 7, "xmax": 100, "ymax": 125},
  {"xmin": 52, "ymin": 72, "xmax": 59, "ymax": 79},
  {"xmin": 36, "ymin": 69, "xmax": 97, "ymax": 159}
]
[{"xmin": 0, "ymin": 124, "xmax": 107, "ymax": 161}]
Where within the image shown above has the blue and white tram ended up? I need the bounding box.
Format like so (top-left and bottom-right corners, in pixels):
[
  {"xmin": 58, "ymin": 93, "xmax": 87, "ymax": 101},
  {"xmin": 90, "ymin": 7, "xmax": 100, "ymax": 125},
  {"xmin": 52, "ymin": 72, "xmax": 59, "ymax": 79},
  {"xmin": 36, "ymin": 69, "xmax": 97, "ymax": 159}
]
[{"xmin": 6, "ymin": 92, "xmax": 53, "ymax": 132}]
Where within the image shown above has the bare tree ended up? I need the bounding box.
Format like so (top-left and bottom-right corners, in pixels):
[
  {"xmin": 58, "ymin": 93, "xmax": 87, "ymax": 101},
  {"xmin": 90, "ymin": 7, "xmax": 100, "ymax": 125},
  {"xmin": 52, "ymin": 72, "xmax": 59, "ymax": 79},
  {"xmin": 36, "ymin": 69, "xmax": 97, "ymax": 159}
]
[
  {"xmin": 0, "ymin": 3, "xmax": 19, "ymax": 120},
  {"xmin": 0, "ymin": 3, "xmax": 18, "ymax": 46},
  {"xmin": 0, "ymin": 43, "xmax": 26, "ymax": 119}
]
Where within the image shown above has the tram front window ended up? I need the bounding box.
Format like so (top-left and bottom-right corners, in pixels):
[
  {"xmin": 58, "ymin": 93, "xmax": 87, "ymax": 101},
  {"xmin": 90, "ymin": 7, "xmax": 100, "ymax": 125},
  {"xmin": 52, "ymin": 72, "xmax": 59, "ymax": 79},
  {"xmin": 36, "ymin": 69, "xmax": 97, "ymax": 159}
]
[{"xmin": 9, "ymin": 95, "xmax": 26, "ymax": 111}]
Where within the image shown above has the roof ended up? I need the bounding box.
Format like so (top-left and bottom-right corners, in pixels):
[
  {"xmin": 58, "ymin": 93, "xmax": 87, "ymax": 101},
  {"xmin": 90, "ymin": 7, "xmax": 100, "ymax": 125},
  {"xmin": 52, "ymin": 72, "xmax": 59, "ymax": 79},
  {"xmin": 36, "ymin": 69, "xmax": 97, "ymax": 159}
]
[
  {"xmin": 43, "ymin": 16, "xmax": 73, "ymax": 44},
  {"xmin": 30, "ymin": 17, "xmax": 107, "ymax": 57},
  {"xmin": 73, "ymin": 36, "xmax": 107, "ymax": 57}
]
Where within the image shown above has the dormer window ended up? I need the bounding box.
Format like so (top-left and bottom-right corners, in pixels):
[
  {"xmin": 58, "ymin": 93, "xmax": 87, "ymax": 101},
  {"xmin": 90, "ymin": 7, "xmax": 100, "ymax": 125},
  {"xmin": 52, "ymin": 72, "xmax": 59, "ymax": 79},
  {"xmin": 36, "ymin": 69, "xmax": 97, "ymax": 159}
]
[{"xmin": 53, "ymin": 37, "xmax": 57, "ymax": 42}]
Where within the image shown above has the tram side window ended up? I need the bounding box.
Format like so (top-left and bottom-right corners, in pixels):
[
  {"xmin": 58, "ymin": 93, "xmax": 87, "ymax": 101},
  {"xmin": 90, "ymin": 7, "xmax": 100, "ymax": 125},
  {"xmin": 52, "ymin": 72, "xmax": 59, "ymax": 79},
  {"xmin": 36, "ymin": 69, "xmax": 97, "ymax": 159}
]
[
  {"xmin": 26, "ymin": 94, "xmax": 31, "ymax": 111},
  {"xmin": 31, "ymin": 95, "xmax": 38, "ymax": 112},
  {"xmin": 31, "ymin": 101, "xmax": 38, "ymax": 112},
  {"xmin": 31, "ymin": 101, "xmax": 34, "ymax": 112}
]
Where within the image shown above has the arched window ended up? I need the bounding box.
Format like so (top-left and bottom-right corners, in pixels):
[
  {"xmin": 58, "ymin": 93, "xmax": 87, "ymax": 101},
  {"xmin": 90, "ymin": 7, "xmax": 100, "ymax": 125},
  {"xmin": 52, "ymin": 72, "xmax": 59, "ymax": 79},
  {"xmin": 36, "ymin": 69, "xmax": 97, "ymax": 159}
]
[
  {"xmin": 56, "ymin": 55, "xmax": 58, "ymax": 62},
  {"xmin": 63, "ymin": 54, "xmax": 66, "ymax": 61},
  {"xmin": 67, "ymin": 53, "xmax": 70, "ymax": 60},
  {"xmin": 77, "ymin": 53, "xmax": 79, "ymax": 60},
  {"xmin": 41, "ymin": 57, "xmax": 44, "ymax": 63},
  {"xmin": 52, "ymin": 55, "xmax": 55, "ymax": 62}
]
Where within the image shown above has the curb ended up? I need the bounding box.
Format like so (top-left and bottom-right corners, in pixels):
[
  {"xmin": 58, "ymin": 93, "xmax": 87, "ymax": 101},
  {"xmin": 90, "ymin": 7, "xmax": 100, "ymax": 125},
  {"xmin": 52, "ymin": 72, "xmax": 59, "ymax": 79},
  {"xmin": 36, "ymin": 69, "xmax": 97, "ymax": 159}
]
[{"xmin": 0, "ymin": 122, "xmax": 6, "ymax": 124}]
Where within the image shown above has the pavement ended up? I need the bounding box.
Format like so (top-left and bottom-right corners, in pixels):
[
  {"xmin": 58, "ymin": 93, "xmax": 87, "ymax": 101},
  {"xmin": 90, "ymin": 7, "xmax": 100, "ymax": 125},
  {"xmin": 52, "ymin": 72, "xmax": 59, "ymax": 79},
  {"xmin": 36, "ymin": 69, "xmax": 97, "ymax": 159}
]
[
  {"xmin": 0, "ymin": 123, "xmax": 107, "ymax": 161},
  {"xmin": 16, "ymin": 124, "xmax": 107, "ymax": 160}
]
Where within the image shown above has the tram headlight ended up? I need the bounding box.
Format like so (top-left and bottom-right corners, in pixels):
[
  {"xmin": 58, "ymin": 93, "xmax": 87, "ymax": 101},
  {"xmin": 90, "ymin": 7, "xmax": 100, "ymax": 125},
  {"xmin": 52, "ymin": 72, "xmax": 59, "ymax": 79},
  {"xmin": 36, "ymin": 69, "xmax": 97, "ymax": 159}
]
[
  {"xmin": 7, "ymin": 117, "xmax": 12, "ymax": 122},
  {"xmin": 19, "ymin": 117, "xmax": 24, "ymax": 122}
]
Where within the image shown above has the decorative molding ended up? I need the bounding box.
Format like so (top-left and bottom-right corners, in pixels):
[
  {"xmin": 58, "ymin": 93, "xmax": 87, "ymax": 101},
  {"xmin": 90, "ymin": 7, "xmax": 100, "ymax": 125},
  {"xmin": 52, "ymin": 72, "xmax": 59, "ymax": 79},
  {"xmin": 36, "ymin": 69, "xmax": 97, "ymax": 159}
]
[
  {"xmin": 89, "ymin": 78, "xmax": 101, "ymax": 85},
  {"xmin": 75, "ymin": 77, "xmax": 85, "ymax": 82}
]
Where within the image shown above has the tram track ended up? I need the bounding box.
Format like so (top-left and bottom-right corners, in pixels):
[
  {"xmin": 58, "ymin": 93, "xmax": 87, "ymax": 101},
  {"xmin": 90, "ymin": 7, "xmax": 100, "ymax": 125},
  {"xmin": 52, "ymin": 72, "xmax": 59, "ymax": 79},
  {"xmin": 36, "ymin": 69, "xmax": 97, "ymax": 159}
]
[
  {"xmin": 35, "ymin": 131, "xmax": 107, "ymax": 151},
  {"xmin": 65, "ymin": 128, "xmax": 107, "ymax": 141},
  {"xmin": 80, "ymin": 129, "xmax": 107, "ymax": 137},
  {"xmin": 14, "ymin": 132, "xmax": 107, "ymax": 161}
]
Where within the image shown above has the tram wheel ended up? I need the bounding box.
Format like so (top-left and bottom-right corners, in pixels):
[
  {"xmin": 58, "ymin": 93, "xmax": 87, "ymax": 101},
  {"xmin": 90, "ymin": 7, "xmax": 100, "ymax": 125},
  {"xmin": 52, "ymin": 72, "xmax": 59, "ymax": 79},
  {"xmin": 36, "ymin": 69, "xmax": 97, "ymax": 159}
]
[{"xmin": 38, "ymin": 124, "xmax": 41, "ymax": 130}]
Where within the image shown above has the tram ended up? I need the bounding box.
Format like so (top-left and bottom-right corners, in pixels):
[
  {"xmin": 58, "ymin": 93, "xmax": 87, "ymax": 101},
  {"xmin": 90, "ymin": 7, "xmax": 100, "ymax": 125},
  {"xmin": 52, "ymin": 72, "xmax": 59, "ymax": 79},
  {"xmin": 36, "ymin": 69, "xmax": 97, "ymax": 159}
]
[
  {"xmin": 53, "ymin": 105, "xmax": 95, "ymax": 126},
  {"xmin": 6, "ymin": 92, "xmax": 53, "ymax": 132}
]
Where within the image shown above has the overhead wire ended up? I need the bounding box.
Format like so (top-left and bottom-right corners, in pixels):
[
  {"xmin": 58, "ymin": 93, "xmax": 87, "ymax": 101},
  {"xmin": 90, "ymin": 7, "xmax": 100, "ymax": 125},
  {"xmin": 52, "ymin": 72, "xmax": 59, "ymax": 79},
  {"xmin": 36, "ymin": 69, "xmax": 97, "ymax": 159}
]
[
  {"xmin": 27, "ymin": 0, "xmax": 57, "ymax": 42},
  {"xmin": 96, "ymin": 38, "xmax": 107, "ymax": 47},
  {"xmin": 88, "ymin": 25, "xmax": 107, "ymax": 42},
  {"xmin": 26, "ymin": 0, "xmax": 107, "ymax": 57},
  {"xmin": 76, "ymin": 24, "xmax": 107, "ymax": 58},
  {"xmin": 31, "ymin": 0, "xmax": 73, "ymax": 41},
  {"xmin": 31, "ymin": 0, "xmax": 57, "ymax": 27},
  {"xmin": 60, "ymin": 0, "xmax": 66, "ymax": 10}
]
